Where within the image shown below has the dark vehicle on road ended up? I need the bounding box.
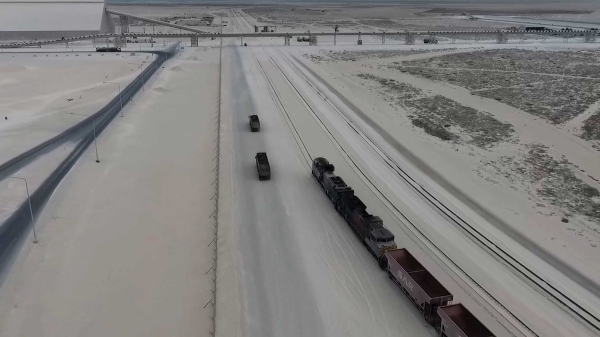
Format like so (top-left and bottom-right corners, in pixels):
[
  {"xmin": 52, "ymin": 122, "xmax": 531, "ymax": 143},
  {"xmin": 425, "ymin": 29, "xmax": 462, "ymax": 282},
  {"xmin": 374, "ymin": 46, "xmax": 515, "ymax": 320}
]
[
  {"xmin": 424, "ymin": 38, "xmax": 438, "ymax": 44},
  {"xmin": 256, "ymin": 152, "xmax": 271, "ymax": 181},
  {"xmin": 302, "ymin": 37, "xmax": 310, "ymax": 42},
  {"xmin": 249, "ymin": 115, "xmax": 260, "ymax": 132},
  {"xmin": 96, "ymin": 47, "xmax": 121, "ymax": 52},
  {"xmin": 297, "ymin": 37, "xmax": 303, "ymax": 42},
  {"xmin": 525, "ymin": 26, "xmax": 546, "ymax": 31}
]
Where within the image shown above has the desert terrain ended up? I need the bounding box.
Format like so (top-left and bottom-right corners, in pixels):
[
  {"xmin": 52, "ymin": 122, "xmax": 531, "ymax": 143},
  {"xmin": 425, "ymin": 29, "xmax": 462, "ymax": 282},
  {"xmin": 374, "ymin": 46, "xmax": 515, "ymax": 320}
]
[{"xmin": 0, "ymin": 2, "xmax": 598, "ymax": 337}]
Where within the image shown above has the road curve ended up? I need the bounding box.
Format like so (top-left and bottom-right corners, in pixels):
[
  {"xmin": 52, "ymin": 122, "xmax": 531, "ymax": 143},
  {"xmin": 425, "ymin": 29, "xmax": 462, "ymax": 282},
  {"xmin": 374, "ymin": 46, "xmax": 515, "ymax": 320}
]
[{"xmin": 0, "ymin": 45, "xmax": 179, "ymax": 285}]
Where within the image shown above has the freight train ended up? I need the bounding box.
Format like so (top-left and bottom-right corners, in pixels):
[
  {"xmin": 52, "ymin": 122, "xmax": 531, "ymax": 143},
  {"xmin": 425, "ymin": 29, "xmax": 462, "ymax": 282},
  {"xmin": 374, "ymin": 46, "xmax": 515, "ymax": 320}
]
[
  {"xmin": 312, "ymin": 157, "xmax": 396, "ymax": 269},
  {"xmin": 311, "ymin": 157, "xmax": 495, "ymax": 337}
]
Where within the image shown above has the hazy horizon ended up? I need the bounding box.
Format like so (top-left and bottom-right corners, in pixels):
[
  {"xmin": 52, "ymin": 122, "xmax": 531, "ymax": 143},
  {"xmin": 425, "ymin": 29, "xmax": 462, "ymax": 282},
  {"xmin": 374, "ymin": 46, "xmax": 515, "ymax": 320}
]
[{"xmin": 106, "ymin": 0, "xmax": 599, "ymax": 4}]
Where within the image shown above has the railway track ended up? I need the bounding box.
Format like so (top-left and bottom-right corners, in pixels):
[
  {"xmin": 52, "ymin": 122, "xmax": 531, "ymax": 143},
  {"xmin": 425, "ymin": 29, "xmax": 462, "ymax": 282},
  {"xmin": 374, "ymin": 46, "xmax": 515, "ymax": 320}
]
[
  {"xmin": 230, "ymin": 7, "xmax": 600, "ymax": 336},
  {"xmin": 271, "ymin": 47, "xmax": 600, "ymax": 335}
]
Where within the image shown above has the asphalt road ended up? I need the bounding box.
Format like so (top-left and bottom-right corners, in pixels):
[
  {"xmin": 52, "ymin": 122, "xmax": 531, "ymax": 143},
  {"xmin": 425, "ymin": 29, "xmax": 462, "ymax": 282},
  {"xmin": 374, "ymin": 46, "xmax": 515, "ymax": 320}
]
[
  {"xmin": 223, "ymin": 25, "xmax": 438, "ymax": 335},
  {"xmin": 0, "ymin": 45, "xmax": 179, "ymax": 285}
]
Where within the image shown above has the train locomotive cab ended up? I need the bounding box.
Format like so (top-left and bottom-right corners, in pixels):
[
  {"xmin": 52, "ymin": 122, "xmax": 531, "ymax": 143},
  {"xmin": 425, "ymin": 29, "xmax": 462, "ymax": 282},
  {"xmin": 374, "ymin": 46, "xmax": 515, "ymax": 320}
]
[
  {"xmin": 370, "ymin": 227, "xmax": 396, "ymax": 269},
  {"xmin": 312, "ymin": 157, "xmax": 334, "ymax": 181}
]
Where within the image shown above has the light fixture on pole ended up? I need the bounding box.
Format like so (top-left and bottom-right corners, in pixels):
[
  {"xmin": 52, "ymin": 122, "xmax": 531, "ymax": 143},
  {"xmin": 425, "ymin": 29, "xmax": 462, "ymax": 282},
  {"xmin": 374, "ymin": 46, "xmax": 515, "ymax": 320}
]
[
  {"xmin": 9, "ymin": 176, "xmax": 38, "ymax": 243},
  {"xmin": 130, "ymin": 62, "xmax": 146, "ymax": 91},
  {"xmin": 103, "ymin": 81, "xmax": 123, "ymax": 117}
]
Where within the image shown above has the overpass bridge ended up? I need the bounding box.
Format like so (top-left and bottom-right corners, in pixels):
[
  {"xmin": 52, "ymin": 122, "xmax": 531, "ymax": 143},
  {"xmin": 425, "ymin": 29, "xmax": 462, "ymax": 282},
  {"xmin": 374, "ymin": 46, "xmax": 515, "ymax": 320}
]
[
  {"xmin": 1, "ymin": 29, "xmax": 597, "ymax": 49},
  {"xmin": 1, "ymin": 7, "xmax": 597, "ymax": 49}
]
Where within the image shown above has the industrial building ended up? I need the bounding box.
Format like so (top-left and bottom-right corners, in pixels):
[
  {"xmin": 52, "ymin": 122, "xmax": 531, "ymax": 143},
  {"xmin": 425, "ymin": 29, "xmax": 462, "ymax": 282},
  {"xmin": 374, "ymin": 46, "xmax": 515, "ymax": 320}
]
[{"xmin": 0, "ymin": 0, "xmax": 114, "ymax": 41}]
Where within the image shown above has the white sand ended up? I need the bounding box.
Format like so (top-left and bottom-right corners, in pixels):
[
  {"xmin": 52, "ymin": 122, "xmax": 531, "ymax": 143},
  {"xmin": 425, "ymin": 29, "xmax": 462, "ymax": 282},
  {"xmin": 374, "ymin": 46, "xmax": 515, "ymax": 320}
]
[
  {"xmin": 2, "ymin": 4, "xmax": 600, "ymax": 337},
  {"xmin": 0, "ymin": 46, "xmax": 219, "ymax": 337},
  {"xmin": 0, "ymin": 51, "xmax": 153, "ymax": 164},
  {"xmin": 298, "ymin": 41, "xmax": 600, "ymax": 283}
]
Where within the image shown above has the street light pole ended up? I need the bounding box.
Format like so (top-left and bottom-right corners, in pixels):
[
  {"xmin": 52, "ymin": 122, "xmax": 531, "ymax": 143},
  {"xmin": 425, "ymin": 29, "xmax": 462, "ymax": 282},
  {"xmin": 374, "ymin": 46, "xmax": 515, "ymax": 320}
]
[
  {"xmin": 9, "ymin": 176, "xmax": 38, "ymax": 243},
  {"xmin": 103, "ymin": 82, "xmax": 122, "ymax": 117},
  {"xmin": 92, "ymin": 115, "xmax": 99, "ymax": 162},
  {"xmin": 130, "ymin": 62, "xmax": 145, "ymax": 91}
]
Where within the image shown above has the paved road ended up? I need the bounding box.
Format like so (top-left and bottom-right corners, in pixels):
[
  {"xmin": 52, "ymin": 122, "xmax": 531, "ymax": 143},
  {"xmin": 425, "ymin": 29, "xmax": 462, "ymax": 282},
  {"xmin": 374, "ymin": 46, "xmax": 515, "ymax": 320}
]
[
  {"xmin": 223, "ymin": 13, "xmax": 437, "ymax": 335},
  {"xmin": 0, "ymin": 46, "xmax": 178, "ymax": 285}
]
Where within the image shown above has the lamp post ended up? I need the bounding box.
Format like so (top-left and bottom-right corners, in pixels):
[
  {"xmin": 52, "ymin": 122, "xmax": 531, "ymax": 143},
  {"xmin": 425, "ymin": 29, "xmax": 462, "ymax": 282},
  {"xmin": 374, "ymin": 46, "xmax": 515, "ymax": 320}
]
[
  {"xmin": 130, "ymin": 62, "xmax": 145, "ymax": 91},
  {"xmin": 9, "ymin": 176, "xmax": 38, "ymax": 243},
  {"xmin": 70, "ymin": 112, "xmax": 99, "ymax": 163},
  {"xmin": 103, "ymin": 82, "xmax": 123, "ymax": 117}
]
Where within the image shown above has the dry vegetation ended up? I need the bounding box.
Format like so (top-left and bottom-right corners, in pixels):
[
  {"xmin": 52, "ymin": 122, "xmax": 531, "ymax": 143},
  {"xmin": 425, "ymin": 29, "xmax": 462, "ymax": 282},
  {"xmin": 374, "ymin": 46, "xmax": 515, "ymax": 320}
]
[
  {"xmin": 356, "ymin": 73, "xmax": 514, "ymax": 147},
  {"xmin": 353, "ymin": 70, "xmax": 598, "ymax": 228},
  {"xmin": 303, "ymin": 49, "xmax": 436, "ymax": 63},
  {"xmin": 478, "ymin": 144, "xmax": 600, "ymax": 231},
  {"xmin": 243, "ymin": 6, "xmax": 507, "ymax": 31},
  {"xmin": 583, "ymin": 113, "xmax": 600, "ymax": 140},
  {"xmin": 390, "ymin": 49, "xmax": 600, "ymax": 138}
]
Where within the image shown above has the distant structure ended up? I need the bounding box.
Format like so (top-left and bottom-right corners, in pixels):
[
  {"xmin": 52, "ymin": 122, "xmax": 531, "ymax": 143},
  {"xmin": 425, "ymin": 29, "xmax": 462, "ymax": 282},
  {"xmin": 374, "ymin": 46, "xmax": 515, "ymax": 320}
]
[
  {"xmin": 255, "ymin": 24, "xmax": 276, "ymax": 33},
  {"xmin": 0, "ymin": 0, "xmax": 114, "ymax": 41},
  {"xmin": 201, "ymin": 16, "xmax": 214, "ymax": 26}
]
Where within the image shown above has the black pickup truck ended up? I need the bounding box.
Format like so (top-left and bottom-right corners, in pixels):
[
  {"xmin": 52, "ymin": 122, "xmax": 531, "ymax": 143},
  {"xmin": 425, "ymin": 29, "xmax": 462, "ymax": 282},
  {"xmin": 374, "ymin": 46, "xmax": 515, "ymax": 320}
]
[
  {"xmin": 255, "ymin": 152, "xmax": 271, "ymax": 181},
  {"xmin": 249, "ymin": 115, "xmax": 260, "ymax": 132}
]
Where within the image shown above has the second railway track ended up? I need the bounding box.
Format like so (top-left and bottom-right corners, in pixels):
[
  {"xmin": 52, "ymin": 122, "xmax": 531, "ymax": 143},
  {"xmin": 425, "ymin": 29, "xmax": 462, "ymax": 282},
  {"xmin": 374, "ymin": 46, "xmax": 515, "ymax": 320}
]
[{"xmin": 245, "ymin": 27, "xmax": 599, "ymax": 337}]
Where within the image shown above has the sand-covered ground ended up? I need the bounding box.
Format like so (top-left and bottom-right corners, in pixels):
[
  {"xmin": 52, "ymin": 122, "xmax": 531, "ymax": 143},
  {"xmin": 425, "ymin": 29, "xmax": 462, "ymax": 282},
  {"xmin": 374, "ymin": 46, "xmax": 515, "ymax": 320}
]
[
  {"xmin": 300, "ymin": 42, "xmax": 600, "ymax": 285},
  {"xmin": 0, "ymin": 46, "xmax": 219, "ymax": 337},
  {"xmin": 0, "ymin": 52, "xmax": 152, "ymax": 164},
  {"xmin": 1, "ymin": 2, "xmax": 600, "ymax": 337},
  {"xmin": 0, "ymin": 51, "xmax": 154, "ymax": 227}
]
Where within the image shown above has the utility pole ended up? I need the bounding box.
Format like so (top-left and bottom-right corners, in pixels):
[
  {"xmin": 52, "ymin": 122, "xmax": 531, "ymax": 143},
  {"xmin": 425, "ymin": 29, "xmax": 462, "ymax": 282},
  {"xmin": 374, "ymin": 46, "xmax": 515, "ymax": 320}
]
[
  {"xmin": 103, "ymin": 82, "xmax": 123, "ymax": 117},
  {"xmin": 9, "ymin": 177, "xmax": 38, "ymax": 243},
  {"xmin": 334, "ymin": 25, "xmax": 339, "ymax": 45},
  {"xmin": 130, "ymin": 62, "xmax": 145, "ymax": 91}
]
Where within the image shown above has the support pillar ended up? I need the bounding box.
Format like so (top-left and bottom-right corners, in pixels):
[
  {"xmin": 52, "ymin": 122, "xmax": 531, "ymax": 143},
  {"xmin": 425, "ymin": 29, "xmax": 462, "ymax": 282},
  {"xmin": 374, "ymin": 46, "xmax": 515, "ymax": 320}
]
[
  {"xmin": 119, "ymin": 15, "xmax": 129, "ymax": 47},
  {"xmin": 405, "ymin": 31, "xmax": 414, "ymax": 45},
  {"xmin": 284, "ymin": 34, "xmax": 290, "ymax": 46},
  {"xmin": 496, "ymin": 30, "xmax": 508, "ymax": 44},
  {"xmin": 382, "ymin": 31, "xmax": 385, "ymax": 45},
  {"xmin": 585, "ymin": 30, "xmax": 597, "ymax": 43},
  {"xmin": 191, "ymin": 36, "xmax": 198, "ymax": 47},
  {"xmin": 357, "ymin": 32, "xmax": 362, "ymax": 45}
]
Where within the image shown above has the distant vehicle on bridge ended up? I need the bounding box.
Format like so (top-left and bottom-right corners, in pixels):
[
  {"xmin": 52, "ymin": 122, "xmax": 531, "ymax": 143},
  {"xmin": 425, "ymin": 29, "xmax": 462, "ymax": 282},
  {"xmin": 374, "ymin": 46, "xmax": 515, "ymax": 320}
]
[
  {"xmin": 96, "ymin": 47, "xmax": 121, "ymax": 52},
  {"xmin": 526, "ymin": 26, "xmax": 546, "ymax": 31}
]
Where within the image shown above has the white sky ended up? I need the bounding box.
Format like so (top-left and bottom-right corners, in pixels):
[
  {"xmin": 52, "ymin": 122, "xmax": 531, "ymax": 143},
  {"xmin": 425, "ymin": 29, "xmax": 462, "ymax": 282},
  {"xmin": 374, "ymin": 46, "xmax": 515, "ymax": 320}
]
[{"xmin": 0, "ymin": 2, "xmax": 105, "ymax": 32}]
